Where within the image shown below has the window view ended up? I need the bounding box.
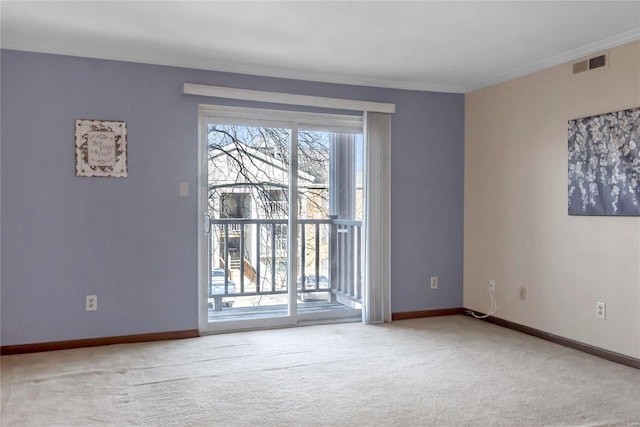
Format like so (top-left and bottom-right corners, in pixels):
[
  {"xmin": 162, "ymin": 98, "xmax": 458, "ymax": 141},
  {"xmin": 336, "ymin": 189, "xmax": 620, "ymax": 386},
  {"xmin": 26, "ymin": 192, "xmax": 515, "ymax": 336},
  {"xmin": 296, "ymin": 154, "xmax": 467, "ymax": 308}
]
[{"xmin": 206, "ymin": 121, "xmax": 363, "ymax": 323}]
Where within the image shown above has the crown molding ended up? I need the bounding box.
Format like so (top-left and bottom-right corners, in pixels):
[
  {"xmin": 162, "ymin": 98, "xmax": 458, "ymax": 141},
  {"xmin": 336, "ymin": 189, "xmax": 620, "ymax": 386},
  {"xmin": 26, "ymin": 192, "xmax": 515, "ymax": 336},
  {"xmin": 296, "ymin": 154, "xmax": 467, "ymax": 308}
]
[
  {"xmin": 3, "ymin": 27, "xmax": 639, "ymax": 94},
  {"xmin": 472, "ymin": 28, "xmax": 640, "ymax": 92},
  {"xmin": 0, "ymin": 43, "xmax": 466, "ymax": 93}
]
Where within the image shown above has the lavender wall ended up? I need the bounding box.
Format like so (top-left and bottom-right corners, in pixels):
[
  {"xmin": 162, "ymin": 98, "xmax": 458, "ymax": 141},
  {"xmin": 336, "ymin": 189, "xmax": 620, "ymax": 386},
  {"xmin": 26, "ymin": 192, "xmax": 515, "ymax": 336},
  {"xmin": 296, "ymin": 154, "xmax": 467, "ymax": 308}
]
[{"xmin": 0, "ymin": 50, "xmax": 463, "ymax": 345}]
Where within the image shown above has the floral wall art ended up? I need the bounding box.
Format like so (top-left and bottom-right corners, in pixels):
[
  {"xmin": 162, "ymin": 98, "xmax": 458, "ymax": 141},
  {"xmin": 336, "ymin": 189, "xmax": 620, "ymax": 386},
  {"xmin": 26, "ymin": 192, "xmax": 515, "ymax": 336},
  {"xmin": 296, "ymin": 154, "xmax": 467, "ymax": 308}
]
[{"xmin": 568, "ymin": 107, "xmax": 640, "ymax": 216}]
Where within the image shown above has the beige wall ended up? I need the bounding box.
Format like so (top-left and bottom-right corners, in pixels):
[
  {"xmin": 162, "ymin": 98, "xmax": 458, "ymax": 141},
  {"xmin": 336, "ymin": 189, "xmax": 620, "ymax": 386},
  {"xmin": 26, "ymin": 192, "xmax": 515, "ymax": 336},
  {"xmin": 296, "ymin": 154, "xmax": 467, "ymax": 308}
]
[{"xmin": 464, "ymin": 40, "xmax": 640, "ymax": 358}]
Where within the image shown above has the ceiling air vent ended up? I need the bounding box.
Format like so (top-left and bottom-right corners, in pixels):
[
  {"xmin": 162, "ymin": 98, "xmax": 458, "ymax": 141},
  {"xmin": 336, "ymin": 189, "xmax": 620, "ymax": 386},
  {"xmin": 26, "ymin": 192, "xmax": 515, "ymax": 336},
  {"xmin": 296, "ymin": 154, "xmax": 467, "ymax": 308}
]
[{"xmin": 573, "ymin": 52, "xmax": 607, "ymax": 74}]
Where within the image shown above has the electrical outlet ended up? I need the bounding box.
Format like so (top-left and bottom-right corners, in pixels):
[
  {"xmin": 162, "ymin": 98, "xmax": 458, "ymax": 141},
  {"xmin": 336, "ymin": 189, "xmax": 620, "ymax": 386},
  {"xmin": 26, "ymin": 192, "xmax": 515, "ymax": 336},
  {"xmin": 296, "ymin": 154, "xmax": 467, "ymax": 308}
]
[
  {"xmin": 179, "ymin": 182, "xmax": 189, "ymax": 196},
  {"xmin": 86, "ymin": 294, "xmax": 98, "ymax": 311},
  {"xmin": 520, "ymin": 287, "xmax": 527, "ymax": 300},
  {"xmin": 596, "ymin": 302, "xmax": 606, "ymax": 319},
  {"xmin": 489, "ymin": 279, "xmax": 496, "ymax": 293},
  {"xmin": 430, "ymin": 276, "xmax": 438, "ymax": 289}
]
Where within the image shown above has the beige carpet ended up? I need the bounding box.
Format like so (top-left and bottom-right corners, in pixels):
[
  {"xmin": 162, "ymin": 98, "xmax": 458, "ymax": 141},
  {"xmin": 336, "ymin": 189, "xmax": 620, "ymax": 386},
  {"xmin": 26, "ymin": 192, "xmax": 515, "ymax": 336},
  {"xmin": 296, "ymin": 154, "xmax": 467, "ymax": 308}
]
[{"xmin": 1, "ymin": 315, "xmax": 639, "ymax": 426}]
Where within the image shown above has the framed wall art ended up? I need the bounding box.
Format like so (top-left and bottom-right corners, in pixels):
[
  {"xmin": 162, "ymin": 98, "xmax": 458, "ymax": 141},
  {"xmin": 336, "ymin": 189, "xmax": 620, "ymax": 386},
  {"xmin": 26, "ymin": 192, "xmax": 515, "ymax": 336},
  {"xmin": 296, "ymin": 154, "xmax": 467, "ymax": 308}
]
[
  {"xmin": 75, "ymin": 119, "xmax": 128, "ymax": 177},
  {"xmin": 568, "ymin": 107, "xmax": 640, "ymax": 216}
]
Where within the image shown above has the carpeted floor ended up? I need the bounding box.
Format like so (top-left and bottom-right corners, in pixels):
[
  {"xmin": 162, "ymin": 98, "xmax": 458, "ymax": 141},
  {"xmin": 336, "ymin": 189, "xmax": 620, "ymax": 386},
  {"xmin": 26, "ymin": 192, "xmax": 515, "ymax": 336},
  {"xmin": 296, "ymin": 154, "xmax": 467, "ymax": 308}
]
[{"xmin": 1, "ymin": 315, "xmax": 639, "ymax": 426}]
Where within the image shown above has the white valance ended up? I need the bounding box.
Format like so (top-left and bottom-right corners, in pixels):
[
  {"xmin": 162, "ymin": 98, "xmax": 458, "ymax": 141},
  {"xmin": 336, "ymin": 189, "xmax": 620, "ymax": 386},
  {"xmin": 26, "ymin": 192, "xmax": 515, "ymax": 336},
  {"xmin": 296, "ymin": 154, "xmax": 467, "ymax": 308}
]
[{"xmin": 183, "ymin": 83, "xmax": 395, "ymax": 114}]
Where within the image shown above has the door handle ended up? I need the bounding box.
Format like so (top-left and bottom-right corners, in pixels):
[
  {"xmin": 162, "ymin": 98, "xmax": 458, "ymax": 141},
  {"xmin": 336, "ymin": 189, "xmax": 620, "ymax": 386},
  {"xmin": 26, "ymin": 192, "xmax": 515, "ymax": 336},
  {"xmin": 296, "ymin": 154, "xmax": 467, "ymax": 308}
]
[{"xmin": 204, "ymin": 213, "xmax": 211, "ymax": 234}]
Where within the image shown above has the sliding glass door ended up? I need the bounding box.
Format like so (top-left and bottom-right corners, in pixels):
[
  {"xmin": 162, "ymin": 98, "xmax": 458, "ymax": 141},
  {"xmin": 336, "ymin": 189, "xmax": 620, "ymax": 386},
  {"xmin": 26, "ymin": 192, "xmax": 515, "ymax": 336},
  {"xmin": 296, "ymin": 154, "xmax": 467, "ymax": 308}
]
[{"xmin": 199, "ymin": 106, "xmax": 364, "ymax": 332}]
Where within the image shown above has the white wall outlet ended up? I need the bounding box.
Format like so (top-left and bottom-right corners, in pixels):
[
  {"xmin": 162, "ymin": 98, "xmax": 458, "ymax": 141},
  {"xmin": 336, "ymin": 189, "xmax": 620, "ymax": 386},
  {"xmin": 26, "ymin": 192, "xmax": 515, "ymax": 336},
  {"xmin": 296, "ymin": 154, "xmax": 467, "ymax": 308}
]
[
  {"xmin": 596, "ymin": 302, "xmax": 606, "ymax": 319},
  {"xmin": 86, "ymin": 294, "xmax": 98, "ymax": 311},
  {"xmin": 179, "ymin": 182, "xmax": 189, "ymax": 196},
  {"xmin": 489, "ymin": 279, "xmax": 496, "ymax": 293},
  {"xmin": 520, "ymin": 287, "xmax": 527, "ymax": 300},
  {"xmin": 430, "ymin": 276, "xmax": 438, "ymax": 289}
]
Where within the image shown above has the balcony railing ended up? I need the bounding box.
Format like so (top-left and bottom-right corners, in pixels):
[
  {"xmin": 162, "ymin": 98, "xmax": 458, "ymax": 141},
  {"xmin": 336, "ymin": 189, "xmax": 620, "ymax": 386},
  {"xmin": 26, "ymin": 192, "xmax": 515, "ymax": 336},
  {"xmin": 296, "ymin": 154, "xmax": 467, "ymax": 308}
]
[{"xmin": 208, "ymin": 217, "xmax": 362, "ymax": 310}]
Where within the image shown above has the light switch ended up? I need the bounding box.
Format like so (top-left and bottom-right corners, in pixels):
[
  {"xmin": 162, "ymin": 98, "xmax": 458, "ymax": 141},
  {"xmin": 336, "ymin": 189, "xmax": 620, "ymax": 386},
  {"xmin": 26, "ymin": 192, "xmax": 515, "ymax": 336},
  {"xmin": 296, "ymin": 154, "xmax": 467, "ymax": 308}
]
[{"xmin": 179, "ymin": 182, "xmax": 189, "ymax": 196}]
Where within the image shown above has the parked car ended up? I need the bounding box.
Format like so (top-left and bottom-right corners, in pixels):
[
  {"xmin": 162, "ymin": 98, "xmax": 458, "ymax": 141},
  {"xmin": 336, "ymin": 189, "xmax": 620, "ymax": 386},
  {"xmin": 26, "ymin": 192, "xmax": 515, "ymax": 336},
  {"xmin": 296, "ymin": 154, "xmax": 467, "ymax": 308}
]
[
  {"xmin": 209, "ymin": 269, "xmax": 236, "ymax": 309},
  {"xmin": 210, "ymin": 268, "xmax": 236, "ymax": 295}
]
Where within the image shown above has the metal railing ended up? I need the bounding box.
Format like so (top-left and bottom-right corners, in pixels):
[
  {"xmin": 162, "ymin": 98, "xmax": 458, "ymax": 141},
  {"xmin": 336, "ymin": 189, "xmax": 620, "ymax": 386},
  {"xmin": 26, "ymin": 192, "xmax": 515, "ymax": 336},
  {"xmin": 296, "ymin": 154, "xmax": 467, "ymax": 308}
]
[{"xmin": 208, "ymin": 217, "xmax": 362, "ymax": 308}]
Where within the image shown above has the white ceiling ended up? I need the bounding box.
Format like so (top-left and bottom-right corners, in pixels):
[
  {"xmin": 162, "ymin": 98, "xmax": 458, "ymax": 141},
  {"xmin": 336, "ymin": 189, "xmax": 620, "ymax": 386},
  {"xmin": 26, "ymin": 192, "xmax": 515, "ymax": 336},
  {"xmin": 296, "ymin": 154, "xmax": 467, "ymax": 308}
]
[{"xmin": 1, "ymin": 1, "xmax": 639, "ymax": 93}]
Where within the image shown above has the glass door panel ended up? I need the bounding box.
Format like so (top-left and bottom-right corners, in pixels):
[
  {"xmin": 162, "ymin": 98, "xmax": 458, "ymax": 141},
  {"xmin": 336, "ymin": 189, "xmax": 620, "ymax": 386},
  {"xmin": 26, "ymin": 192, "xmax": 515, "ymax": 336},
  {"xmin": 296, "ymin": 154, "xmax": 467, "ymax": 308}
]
[
  {"xmin": 296, "ymin": 130, "xmax": 363, "ymax": 319},
  {"xmin": 207, "ymin": 124, "xmax": 293, "ymax": 324}
]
